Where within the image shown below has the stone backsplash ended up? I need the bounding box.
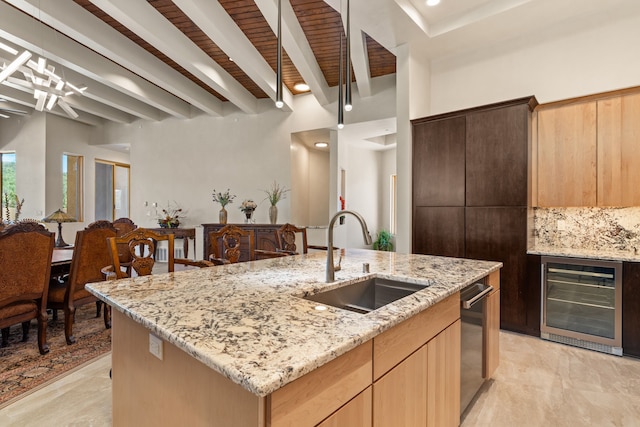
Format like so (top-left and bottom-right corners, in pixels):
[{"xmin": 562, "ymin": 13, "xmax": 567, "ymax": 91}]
[{"xmin": 534, "ymin": 207, "xmax": 640, "ymax": 252}]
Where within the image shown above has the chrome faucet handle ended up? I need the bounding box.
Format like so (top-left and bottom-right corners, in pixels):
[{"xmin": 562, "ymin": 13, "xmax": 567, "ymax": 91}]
[{"xmin": 334, "ymin": 253, "xmax": 342, "ymax": 272}]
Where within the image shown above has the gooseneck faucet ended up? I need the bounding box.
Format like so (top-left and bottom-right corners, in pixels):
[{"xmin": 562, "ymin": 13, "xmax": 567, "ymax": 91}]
[{"xmin": 326, "ymin": 210, "xmax": 373, "ymax": 282}]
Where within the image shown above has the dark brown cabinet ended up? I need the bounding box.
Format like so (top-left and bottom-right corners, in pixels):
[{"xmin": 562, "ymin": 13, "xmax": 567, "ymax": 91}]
[
  {"xmin": 412, "ymin": 96, "xmax": 538, "ymax": 335},
  {"xmin": 413, "ymin": 207, "xmax": 465, "ymax": 258},
  {"xmin": 622, "ymin": 262, "xmax": 640, "ymax": 357},
  {"xmin": 412, "ymin": 116, "xmax": 466, "ymax": 207},
  {"xmin": 465, "ymin": 104, "xmax": 531, "ymax": 207}
]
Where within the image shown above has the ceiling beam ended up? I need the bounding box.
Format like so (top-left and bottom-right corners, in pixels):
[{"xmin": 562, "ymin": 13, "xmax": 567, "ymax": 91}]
[
  {"xmin": 88, "ymin": 0, "xmax": 259, "ymax": 115},
  {"xmin": 6, "ymin": 0, "xmax": 223, "ymax": 118},
  {"xmin": 255, "ymin": 0, "xmax": 331, "ymax": 106},
  {"xmin": 173, "ymin": 0, "xmax": 294, "ymax": 111},
  {"xmin": 0, "ymin": 1, "xmax": 193, "ymax": 119}
]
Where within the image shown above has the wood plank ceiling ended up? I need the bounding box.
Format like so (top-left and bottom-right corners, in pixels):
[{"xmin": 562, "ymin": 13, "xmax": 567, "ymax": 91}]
[{"xmin": 74, "ymin": 0, "xmax": 395, "ymax": 105}]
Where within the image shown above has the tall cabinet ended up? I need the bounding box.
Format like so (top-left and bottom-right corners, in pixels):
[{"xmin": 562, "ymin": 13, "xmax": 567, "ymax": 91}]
[{"xmin": 412, "ymin": 96, "xmax": 538, "ymax": 334}]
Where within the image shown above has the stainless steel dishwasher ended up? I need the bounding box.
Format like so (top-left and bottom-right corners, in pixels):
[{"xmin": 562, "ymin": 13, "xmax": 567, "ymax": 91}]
[{"xmin": 460, "ymin": 281, "xmax": 493, "ymax": 415}]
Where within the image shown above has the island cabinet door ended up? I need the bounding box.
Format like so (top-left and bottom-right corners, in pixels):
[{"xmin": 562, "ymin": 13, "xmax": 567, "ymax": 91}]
[
  {"xmin": 372, "ymin": 320, "xmax": 461, "ymax": 427},
  {"xmin": 316, "ymin": 386, "xmax": 372, "ymax": 427},
  {"xmin": 268, "ymin": 341, "xmax": 372, "ymax": 427},
  {"xmin": 373, "ymin": 345, "xmax": 428, "ymax": 427}
]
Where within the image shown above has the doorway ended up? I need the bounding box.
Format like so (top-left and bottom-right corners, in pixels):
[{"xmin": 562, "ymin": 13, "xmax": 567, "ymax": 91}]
[{"xmin": 95, "ymin": 160, "xmax": 130, "ymax": 221}]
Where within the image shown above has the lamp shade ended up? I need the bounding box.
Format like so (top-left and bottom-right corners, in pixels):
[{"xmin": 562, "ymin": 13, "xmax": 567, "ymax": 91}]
[{"xmin": 42, "ymin": 209, "xmax": 76, "ymax": 223}]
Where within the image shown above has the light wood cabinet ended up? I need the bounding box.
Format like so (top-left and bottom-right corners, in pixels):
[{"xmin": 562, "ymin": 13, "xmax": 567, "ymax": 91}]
[
  {"xmin": 535, "ymin": 89, "xmax": 640, "ymax": 207},
  {"xmin": 317, "ymin": 387, "xmax": 372, "ymax": 427},
  {"xmin": 536, "ymin": 102, "xmax": 597, "ymax": 206},
  {"xmin": 270, "ymin": 341, "xmax": 372, "ymax": 427},
  {"xmin": 373, "ymin": 345, "xmax": 428, "ymax": 427},
  {"xmin": 597, "ymin": 93, "xmax": 640, "ymax": 206},
  {"xmin": 373, "ymin": 320, "xmax": 461, "ymax": 427},
  {"xmin": 111, "ymin": 289, "xmax": 476, "ymax": 427}
]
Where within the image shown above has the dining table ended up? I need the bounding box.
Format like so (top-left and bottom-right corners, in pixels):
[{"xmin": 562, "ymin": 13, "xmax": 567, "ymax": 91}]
[{"xmin": 50, "ymin": 247, "xmax": 74, "ymax": 281}]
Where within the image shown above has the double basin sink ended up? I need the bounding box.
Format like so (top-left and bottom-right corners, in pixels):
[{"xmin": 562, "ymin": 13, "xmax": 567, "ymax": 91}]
[{"xmin": 304, "ymin": 277, "xmax": 429, "ymax": 314}]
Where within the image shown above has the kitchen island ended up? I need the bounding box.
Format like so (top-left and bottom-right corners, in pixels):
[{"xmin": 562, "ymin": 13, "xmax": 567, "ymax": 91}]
[{"xmin": 87, "ymin": 249, "xmax": 501, "ymax": 426}]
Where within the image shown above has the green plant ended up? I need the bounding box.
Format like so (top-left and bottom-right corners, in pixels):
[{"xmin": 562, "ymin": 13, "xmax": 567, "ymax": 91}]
[
  {"xmin": 212, "ymin": 188, "xmax": 236, "ymax": 208},
  {"xmin": 262, "ymin": 181, "xmax": 289, "ymax": 206},
  {"xmin": 373, "ymin": 230, "xmax": 394, "ymax": 252}
]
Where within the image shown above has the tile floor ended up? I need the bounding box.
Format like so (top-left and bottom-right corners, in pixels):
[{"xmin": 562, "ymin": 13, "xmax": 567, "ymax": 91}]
[{"xmin": 1, "ymin": 332, "xmax": 639, "ymax": 426}]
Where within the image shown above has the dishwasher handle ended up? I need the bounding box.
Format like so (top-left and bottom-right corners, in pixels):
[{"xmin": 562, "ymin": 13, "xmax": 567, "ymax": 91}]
[{"xmin": 461, "ymin": 283, "xmax": 494, "ymax": 309}]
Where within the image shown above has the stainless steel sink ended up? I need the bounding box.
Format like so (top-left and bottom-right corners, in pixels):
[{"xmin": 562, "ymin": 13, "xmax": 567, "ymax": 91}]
[{"xmin": 304, "ymin": 277, "xmax": 429, "ymax": 314}]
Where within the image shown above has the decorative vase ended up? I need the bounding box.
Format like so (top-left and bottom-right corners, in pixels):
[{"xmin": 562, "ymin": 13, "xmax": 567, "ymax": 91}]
[
  {"xmin": 169, "ymin": 220, "xmax": 179, "ymax": 228},
  {"xmin": 269, "ymin": 205, "xmax": 278, "ymax": 225},
  {"xmin": 219, "ymin": 207, "xmax": 227, "ymax": 224},
  {"xmin": 244, "ymin": 209, "xmax": 254, "ymax": 224}
]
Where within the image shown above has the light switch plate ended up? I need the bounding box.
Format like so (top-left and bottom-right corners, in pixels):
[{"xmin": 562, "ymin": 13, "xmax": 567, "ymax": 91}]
[
  {"xmin": 149, "ymin": 333, "xmax": 163, "ymax": 360},
  {"xmin": 557, "ymin": 220, "xmax": 567, "ymax": 231}
]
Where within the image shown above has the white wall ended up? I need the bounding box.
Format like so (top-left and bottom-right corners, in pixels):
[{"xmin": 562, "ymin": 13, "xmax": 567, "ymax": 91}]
[
  {"xmin": 102, "ymin": 80, "xmax": 396, "ymax": 235},
  {"xmin": 0, "ymin": 113, "xmax": 129, "ymax": 243},
  {"xmin": 379, "ymin": 148, "xmax": 396, "ymax": 235},
  {"xmin": 429, "ymin": 10, "xmax": 640, "ymax": 114},
  {"xmin": 0, "ymin": 112, "xmax": 46, "ymax": 221},
  {"xmin": 289, "ymin": 136, "xmax": 309, "ymax": 226}
]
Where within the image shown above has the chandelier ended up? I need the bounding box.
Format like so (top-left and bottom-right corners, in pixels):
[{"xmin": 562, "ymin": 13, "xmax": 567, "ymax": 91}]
[{"xmin": 0, "ymin": 41, "xmax": 86, "ymax": 118}]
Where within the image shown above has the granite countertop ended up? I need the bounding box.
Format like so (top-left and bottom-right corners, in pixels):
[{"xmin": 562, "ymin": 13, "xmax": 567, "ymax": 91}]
[
  {"xmin": 86, "ymin": 249, "xmax": 501, "ymax": 397},
  {"xmin": 528, "ymin": 246, "xmax": 640, "ymax": 262}
]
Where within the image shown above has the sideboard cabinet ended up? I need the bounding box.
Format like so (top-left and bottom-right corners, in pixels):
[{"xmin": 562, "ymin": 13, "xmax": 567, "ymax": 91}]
[{"xmin": 202, "ymin": 223, "xmax": 281, "ymax": 262}]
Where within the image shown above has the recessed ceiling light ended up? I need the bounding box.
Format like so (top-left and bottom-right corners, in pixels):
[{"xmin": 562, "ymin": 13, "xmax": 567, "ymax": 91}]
[
  {"xmin": 427, "ymin": 0, "xmax": 440, "ymax": 6},
  {"xmin": 314, "ymin": 305, "xmax": 328, "ymax": 311},
  {"xmin": 294, "ymin": 82, "xmax": 310, "ymax": 92},
  {"xmin": 314, "ymin": 142, "xmax": 328, "ymax": 148}
]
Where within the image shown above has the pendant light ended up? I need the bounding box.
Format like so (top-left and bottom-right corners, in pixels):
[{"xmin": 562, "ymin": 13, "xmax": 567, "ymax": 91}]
[
  {"xmin": 275, "ymin": 0, "xmax": 284, "ymax": 109},
  {"xmin": 344, "ymin": 0, "xmax": 352, "ymax": 112},
  {"xmin": 337, "ymin": 29, "xmax": 344, "ymax": 129}
]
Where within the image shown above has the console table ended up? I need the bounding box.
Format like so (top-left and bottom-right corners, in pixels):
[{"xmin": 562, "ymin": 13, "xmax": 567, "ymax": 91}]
[
  {"xmin": 149, "ymin": 227, "xmax": 196, "ymax": 259},
  {"xmin": 202, "ymin": 224, "xmax": 281, "ymax": 262}
]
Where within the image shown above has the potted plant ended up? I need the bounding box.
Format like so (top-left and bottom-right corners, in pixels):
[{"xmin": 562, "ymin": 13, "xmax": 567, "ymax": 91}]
[
  {"xmin": 157, "ymin": 201, "xmax": 184, "ymax": 228},
  {"xmin": 212, "ymin": 188, "xmax": 236, "ymax": 224},
  {"xmin": 262, "ymin": 181, "xmax": 289, "ymax": 224},
  {"xmin": 239, "ymin": 199, "xmax": 257, "ymax": 223},
  {"xmin": 373, "ymin": 229, "xmax": 394, "ymax": 252}
]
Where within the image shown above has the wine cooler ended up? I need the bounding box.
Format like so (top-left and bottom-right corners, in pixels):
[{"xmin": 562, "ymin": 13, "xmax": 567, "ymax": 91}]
[{"xmin": 541, "ymin": 256, "xmax": 622, "ymax": 356}]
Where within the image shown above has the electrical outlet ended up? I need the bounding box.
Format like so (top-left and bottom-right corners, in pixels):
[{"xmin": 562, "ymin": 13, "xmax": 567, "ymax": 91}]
[
  {"xmin": 557, "ymin": 220, "xmax": 567, "ymax": 231},
  {"xmin": 149, "ymin": 333, "xmax": 163, "ymax": 360}
]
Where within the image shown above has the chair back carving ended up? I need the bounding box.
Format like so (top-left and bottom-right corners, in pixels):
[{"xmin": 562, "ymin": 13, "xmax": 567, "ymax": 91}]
[
  {"xmin": 209, "ymin": 225, "xmax": 255, "ymax": 264},
  {"xmin": 107, "ymin": 228, "xmax": 175, "ymax": 278},
  {"xmin": 112, "ymin": 217, "xmax": 137, "ymax": 236},
  {"xmin": 0, "ymin": 222, "xmax": 54, "ymax": 354},
  {"xmin": 276, "ymin": 223, "xmax": 309, "ymax": 254}
]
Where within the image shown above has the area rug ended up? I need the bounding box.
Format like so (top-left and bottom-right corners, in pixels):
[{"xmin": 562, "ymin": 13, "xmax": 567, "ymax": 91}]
[{"xmin": 0, "ymin": 304, "xmax": 111, "ymax": 408}]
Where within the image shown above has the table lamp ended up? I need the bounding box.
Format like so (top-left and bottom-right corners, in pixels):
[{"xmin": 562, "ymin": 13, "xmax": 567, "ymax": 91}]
[{"xmin": 43, "ymin": 209, "xmax": 77, "ymax": 247}]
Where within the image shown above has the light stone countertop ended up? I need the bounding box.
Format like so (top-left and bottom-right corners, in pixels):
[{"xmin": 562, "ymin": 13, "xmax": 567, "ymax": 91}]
[
  {"xmin": 528, "ymin": 246, "xmax": 640, "ymax": 262},
  {"xmin": 86, "ymin": 249, "xmax": 501, "ymax": 397}
]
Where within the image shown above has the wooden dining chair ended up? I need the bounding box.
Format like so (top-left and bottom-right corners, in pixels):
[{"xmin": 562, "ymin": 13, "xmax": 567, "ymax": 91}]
[
  {"xmin": 112, "ymin": 217, "xmax": 137, "ymax": 277},
  {"xmin": 276, "ymin": 223, "xmax": 328, "ymax": 254},
  {"xmin": 0, "ymin": 222, "xmax": 55, "ymax": 354},
  {"xmin": 106, "ymin": 228, "xmax": 214, "ymax": 279},
  {"xmin": 47, "ymin": 220, "xmax": 115, "ymax": 345},
  {"xmin": 208, "ymin": 225, "xmax": 255, "ymax": 264}
]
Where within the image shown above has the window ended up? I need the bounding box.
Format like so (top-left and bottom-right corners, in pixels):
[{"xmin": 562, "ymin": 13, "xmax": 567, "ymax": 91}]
[
  {"xmin": 63, "ymin": 154, "xmax": 83, "ymax": 221},
  {"xmin": 390, "ymin": 174, "xmax": 397, "ymax": 234},
  {"xmin": 1, "ymin": 152, "xmax": 16, "ymax": 221},
  {"xmin": 95, "ymin": 160, "xmax": 130, "ymax": 221}
]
